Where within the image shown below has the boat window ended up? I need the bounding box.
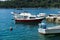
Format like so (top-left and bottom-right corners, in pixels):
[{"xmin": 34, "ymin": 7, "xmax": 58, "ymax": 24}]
[
  {"xmin": 23, "ymin": 16, "xmax": 28, "ymax": 19},
  {"xmin": 40, "ymin": 24, "xmax": 46, "ymax": 29},
  {"xmin": 29, "ymin": 17, "xmax": 36, "ymax": 19},
  {"xmin": 49, "ymin": 15, "xmax": 55, "ymax": 17},
  {"xmin": 17, "ymin": 15, "xmax": 23, "ymax": 18}
]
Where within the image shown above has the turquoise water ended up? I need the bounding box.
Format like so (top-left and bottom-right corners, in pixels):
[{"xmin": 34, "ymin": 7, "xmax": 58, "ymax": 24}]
[{"xmin": 0, "ymin": 8, "xmax": 60, "ymax": 40}]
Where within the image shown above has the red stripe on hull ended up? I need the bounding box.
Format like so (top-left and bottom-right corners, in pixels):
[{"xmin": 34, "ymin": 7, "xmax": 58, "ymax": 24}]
[{"xmin": 15, "ymin": 19, "xmax": 43, "ymax": 23}]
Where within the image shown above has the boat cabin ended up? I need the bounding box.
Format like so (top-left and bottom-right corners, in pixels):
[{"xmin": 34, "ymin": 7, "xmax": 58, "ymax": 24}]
[
  {"xmin": 39, "ymin": 23, "xmax": 47, "ymax": 29},
  {"xmin": 15, "ymin": 12, "xmax": 37, "ymax": 19},
  {"xmin": 48, "ymin": 14, "xmax": 56, "ymax": 17}
]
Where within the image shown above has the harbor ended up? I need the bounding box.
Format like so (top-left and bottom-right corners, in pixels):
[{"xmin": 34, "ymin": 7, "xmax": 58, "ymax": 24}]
[
  {"xmin": 11, "ymin": 9, "xmax": 60, "ymax": 35},
  {"xmin": 0, "ymin": 8, "xmax": 60, "ymax": 40},
  {"xmin": 0, "ymin": 0, "xmax": 60, "ymax": 40}
]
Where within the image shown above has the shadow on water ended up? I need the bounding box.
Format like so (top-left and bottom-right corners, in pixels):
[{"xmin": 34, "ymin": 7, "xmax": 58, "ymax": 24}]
[
  {"xmin": 13, "ymin": 21, "xmax": 40, "ymax": 30},
  {"xmin": 15, "ymin": 22, "xmax": 40, "ymax": 26},
  {"xmin": 39, "ymin": 33, "xmax": 60, "ymax": 40}
]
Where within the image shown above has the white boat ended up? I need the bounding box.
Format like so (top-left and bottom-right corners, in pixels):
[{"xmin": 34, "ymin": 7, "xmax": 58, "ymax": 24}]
[
  {"xmin": 46, "ymin": 14, "xmax": 60, "ymax": 23},
  {"xmin": 38, "ymin": 23, "xmax": 60, "ymax": 35},
  {"xmin": 11, "ymin": 12, "xmax": 44, "ymax": 24},
  {"xmin": 37, "ymin": 13, "xmax": 46, "ymax": 18},
  {"xmin": 46, "ymin": 14, "xmax": 57, "ymax": 22}
]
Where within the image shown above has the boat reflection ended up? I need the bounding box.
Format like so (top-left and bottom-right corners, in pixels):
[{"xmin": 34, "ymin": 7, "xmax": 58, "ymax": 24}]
[
  {"xmin": 15, "ymin": 21, "xmax": 40, "ymax": 25},
  {"xmin": 39, "ymin": 33, "xmax": 60, "ymax": 40}
]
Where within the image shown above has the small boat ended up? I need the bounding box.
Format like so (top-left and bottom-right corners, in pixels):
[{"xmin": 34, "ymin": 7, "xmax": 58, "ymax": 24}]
[
  {"xmin": 46, "ymin": 14, "xmax": 60, "ymax": 23},
  {"xmin": 46, "ymin": 14, "xmax": 57, "ymax": 22},
  {"xmin": 38, "ymin": 23, "xmax": 60, "ymax": 35},
  {"xmin": 37, "ymin": 13, "xmax": 46, "ymax": 17},
  {"xmin": 12, "ymin": 12, "xmax": 44, "ymax": 24}
]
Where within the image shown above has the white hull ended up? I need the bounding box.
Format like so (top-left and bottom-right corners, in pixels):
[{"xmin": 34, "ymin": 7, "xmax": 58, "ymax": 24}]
[
  {"xmin": 38, "ymin": 28, "xmax": 60, "ymax": 34},
  {"xmin": 38, "ymin": 25, "xmax": 60, "ymax": 35}
]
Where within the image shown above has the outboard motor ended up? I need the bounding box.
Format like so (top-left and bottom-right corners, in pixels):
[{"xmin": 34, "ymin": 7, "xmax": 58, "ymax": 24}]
[{"xmin": 39, "ymin": 23, "xmax": 46, "ymax": 29}]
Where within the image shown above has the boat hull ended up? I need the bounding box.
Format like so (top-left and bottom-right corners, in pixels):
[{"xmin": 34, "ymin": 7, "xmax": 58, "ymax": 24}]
[
  {"xmin": 15, "ymin": 19, "xmax": 43, "ymax": 24},
  {"xmin": 38, "ymin": 28, "xmax": 60, "ymax": 35}
]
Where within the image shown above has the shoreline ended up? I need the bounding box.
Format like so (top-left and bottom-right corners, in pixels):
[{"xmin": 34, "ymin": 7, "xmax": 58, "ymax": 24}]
[{"xmin": 0, "ymin": 7, "xmax": 60, "ymax": 9}]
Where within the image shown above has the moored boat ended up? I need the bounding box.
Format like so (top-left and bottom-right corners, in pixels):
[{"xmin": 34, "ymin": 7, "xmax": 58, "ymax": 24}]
[
  {"xmin": 38, "ymin": 23, "xmax": 60, "ymax": 35},
  {"xmin": 12, "ymin": 12, "xmax": 44, "ymax": 24},
  {"xmin": 46, "ymin": 14, "xmax": 57, "ymax": 22},
  {"xmin": 46, "ymin": 14, "xmax": 60, "ymax": 23}
]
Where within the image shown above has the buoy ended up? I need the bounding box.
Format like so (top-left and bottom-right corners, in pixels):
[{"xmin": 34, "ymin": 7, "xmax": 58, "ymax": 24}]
[{"xmin": 10, "ymin": 27, "xmax": 13, "ymax": 31}]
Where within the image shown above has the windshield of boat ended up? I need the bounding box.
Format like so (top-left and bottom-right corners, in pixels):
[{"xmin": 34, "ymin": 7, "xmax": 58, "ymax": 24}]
[
  {"xmin": 29, "ymin": 17, "xmax": 36, "ymax": 19},
  {"xmin": 49, "ymin": 14, "xmax": 56, "ymax": 17},
  {"xmin": 23, "ymin": 16, "xmax": 28, "ymax": 19}
]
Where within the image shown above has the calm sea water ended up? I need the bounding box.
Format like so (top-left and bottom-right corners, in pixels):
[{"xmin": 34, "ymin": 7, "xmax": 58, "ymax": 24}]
[{"xmin": 0, "ymin": 8, "xmax": 60, "ymax": 40}]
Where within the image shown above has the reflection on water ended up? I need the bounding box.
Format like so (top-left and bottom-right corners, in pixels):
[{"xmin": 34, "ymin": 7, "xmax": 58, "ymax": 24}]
[
  {"xmin": 13, "ymin": 23, "xmax": 39, "ymax": 40},
  {"xmin": 14, "ymin": 20, "xmax": 60, "ymax": 40},
  {"xmin": 15, "ymin": 22, "xmax": 39, "ymax": 26},
  {"xmin": 14, "ymin": 23, "xmax": 39, "ymax": 30},
  {"xmin": 39, "ymin": 34, "xmax": 60, "ymax": 40},
  {"xmin": 0, "ymin": 8, "xmax": 60, "ymax": 40}
]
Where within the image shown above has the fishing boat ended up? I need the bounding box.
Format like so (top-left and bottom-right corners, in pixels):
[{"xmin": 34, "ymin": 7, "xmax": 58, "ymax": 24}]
[
  {"xmin": 38, "ymin": 23, "xmax": 60, "ymax": 35},
  {"xmin": 12, "ymin": 12, "xmax": 44, "ymax": 24}
]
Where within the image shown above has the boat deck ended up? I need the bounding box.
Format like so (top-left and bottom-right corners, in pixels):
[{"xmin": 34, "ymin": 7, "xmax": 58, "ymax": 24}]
[{"xmin": 47, "ymin": 25, "xmax": 60, "ymax": 29}]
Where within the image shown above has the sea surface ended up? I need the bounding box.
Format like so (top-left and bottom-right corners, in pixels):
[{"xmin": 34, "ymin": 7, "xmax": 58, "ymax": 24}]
[{"xmin": 0, "ymin": 8, "xmax": 60, "ymax": 40}]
